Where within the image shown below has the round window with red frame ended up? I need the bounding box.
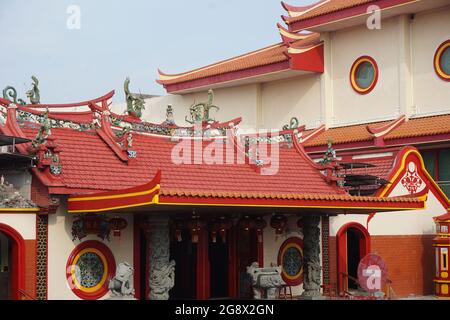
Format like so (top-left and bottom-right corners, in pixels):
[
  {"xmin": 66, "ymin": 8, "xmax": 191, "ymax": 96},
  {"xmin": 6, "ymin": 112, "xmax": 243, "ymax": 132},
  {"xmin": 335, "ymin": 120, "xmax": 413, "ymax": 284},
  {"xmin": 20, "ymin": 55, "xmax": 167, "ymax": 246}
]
[
  {"xmin": 277, "ymin": 237, "xmax": 304, "ymax": 286},
  {"xmin": 66, "ymin": 240, "xmax": 116, "ymax": 300},
  {"xmin": 434, "ymin": 40, "xmax": 450, "ymax": 82},
  {"xmin": 350, "ymin": 56, "xmax": 379, "ymax": 94}
]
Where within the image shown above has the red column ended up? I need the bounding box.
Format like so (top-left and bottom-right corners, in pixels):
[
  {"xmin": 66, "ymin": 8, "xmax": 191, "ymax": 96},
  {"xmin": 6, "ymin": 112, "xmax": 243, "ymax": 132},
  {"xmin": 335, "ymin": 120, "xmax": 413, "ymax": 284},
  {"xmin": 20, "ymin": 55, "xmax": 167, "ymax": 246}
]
[{"xmin": 196, "ymin": 229, "xmax": 210, "ymax": 300}]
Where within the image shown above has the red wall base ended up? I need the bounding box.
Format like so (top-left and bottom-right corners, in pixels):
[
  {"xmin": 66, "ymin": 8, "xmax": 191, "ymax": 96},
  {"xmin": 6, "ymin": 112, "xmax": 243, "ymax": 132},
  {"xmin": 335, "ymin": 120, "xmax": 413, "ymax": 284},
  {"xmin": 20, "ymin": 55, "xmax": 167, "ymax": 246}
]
[{"xmin": 329, "ymin": 234, "xmax": 435, "ymax": 297}]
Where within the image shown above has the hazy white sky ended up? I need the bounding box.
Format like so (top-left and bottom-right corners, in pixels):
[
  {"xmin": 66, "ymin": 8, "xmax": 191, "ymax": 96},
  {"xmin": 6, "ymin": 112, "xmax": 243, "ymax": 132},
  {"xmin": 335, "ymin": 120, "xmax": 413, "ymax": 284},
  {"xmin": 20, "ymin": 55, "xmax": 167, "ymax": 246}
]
[{"xmin": 0, "ymin": 0, "xmax": 310, "ymax": 103}]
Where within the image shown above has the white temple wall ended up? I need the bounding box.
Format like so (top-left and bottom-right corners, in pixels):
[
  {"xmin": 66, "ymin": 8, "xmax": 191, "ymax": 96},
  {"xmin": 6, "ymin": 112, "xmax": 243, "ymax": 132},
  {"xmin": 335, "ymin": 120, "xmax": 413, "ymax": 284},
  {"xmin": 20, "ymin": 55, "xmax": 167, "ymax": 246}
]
[
  {"xmin": 411, "ymin": 6, "xmax": 450, "ymax": 116},
  {"xmin": 47, "ymin": 199, "xmax": 134, "ymax": 300},
  {"xmin": 261, "ymin": 74, "xmax": 322, "ymax": 130},
  {"xmin": 262, "ymin": 215, "xmax": 322, "ymax": 297},
  {"xmin": 0, "ymin": 214, "xmax": 36, "ymax": 240},
  {"xmin": 330, "ymin": 17, "xmax": 401, "ymax": 126}
]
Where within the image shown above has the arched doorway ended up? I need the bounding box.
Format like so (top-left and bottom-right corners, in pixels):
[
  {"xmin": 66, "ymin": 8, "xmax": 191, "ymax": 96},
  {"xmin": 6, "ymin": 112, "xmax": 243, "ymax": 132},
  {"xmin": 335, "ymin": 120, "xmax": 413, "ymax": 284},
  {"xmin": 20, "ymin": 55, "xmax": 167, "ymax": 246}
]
[
  {"xmin": 0, "ymin": 223, "xmax": 25, "ymax": 300},
  {"xmin": 336, "ymin": 222, "xmax": 370, "ymax": 295}
]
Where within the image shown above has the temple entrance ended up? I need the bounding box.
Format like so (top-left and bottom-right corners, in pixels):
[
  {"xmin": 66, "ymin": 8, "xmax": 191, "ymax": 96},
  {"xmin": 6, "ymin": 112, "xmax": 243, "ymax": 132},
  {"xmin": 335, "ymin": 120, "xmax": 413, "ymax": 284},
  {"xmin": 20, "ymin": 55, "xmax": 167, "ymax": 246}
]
[
  {"xmin": 237, "ymin": 229, "xmax": 258, "ymax": 298},
  {"xmin": 337, "ymin": 223, "xmax": 370, "ymax": 294},
  {"xmin": 0, "ymin": 224, "xmax": 24, "ymax": 300},
  {"xmin": 170, "ymin": 229, "xmax": 197, "ymax": 299},
  {"xmin": 0, "ymin": 232, "xmax": 11, "ymax": 300},
  {"xmin": 209, "ymin": 235, "xmax": 229, "ymax": 299}
]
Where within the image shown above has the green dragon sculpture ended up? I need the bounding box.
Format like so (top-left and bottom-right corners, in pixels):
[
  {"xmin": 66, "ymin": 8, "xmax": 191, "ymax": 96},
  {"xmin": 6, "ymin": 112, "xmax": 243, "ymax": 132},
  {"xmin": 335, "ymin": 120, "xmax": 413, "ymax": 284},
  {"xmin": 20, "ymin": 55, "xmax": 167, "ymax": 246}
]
[
  {"xmin": 26, "ymin": 76, "xmax": 40, "ymax": 104},
  {"xmin": 124, "ymin": 77, "xmax": 145, "ymax": 118},
  {"xmin": 185, "ymin": 89, "xmax": 219, "ymax": 124},
  {"xmin": 31, "ymin": 109, "xmax": 51, "ymax": 149},
  {"xmin": 2, "ymin": 75, "xmax": 41, "ymax": 105},
  {"xmin": 282, "ymin": 117, "xmax": 300, "ymax": 130}
]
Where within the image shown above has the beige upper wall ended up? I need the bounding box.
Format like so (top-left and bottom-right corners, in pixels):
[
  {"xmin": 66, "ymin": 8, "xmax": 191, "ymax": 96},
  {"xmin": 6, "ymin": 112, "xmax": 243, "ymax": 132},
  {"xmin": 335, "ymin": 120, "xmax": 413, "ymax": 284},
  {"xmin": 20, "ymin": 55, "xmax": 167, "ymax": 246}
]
[
  {"xmin": 412, "ymin": 6, "xmax": 450, "ymax": 116},
  {"xmin": 261, "ymin": 74, "xmax": 322, "ymax": 130},
  {"xmin": 330, "ymin": 17, "xmax": 401, "ymax": 126},
  {"xmin": 113, "ymin": 9, "xmax": 449, "ymax": 131}
]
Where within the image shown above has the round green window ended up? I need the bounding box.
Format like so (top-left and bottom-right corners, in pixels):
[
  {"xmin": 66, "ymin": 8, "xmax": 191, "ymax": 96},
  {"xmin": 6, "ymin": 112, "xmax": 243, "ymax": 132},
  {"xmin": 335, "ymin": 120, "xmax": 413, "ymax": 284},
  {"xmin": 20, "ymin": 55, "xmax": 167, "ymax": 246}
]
[
  {"xmin": 350, "ymin": 56, "xmax": 379, "ymax": 94},
  {"xmin": 435, "ymin": 40, "xmax": 450, "ymax": 81}
]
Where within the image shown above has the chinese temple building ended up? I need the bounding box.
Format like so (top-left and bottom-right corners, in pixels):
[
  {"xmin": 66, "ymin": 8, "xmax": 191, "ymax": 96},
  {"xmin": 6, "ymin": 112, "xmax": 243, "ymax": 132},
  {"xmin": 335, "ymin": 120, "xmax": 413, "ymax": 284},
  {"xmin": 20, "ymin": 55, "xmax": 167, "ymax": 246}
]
[{"xmin": 0, "ymin": 0, "xmax": 449, "ymax": 300}]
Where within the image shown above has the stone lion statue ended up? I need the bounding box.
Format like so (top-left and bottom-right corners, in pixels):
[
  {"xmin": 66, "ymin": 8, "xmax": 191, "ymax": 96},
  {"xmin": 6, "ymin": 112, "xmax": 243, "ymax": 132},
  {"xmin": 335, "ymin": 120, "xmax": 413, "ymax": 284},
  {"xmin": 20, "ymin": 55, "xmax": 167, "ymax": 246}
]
[{"xmin": 109, "ymin": 262, "xmax": 135, "ymax": 297}]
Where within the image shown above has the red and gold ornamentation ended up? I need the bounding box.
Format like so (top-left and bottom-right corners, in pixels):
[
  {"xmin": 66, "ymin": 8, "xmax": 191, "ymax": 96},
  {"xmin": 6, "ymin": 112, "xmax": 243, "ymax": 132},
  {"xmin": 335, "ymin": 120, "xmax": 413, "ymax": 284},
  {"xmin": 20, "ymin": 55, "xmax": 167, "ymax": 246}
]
[
  {"xmin": 237, "ymin": 215, "xmax": 255, "ymax": 232},
  {"xmin": 433, "ymin": 211, "xmax": 450, "ymax": 298},
  {"xmin": 254, "ymin": 216, "xmax": 267, "ymax": 243},
  {"xmin": 187, "ymin": 215, "xmax": 206, "ymax": 243},
  {"xmin": 277, "ymin": 237, "xmax": 304, "ymax": 286},
  {"xmin": 350, "ymin": 56, "xmax": 379, "ymax": 95},
  {"xmin": 434, "ymin": 40, "xmax": 450, "ymax": 82},
  {"xmin": 270, "ymin": 214, "xmax": 288, "ymax": 237},
  {"xmin": 66, "ymin": 240, "xmax": 116, "ymax": 300}
]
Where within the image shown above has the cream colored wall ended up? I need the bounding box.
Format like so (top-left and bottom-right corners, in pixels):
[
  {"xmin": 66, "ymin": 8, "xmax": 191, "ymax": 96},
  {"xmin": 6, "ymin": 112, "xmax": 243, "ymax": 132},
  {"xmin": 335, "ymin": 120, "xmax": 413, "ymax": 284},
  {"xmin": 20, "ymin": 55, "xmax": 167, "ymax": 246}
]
[
  {"xmin": 47, "ymin": 198, "xmax": 134, "ymax": 300},
  {"xmin": 0, "ymin": 214, "xmax": 36, "ymax": 240},
  {"xmin": 331, "ymin": 17, "xmax": 401, "ymax": 126},
  {"xmin": 111, "ymin": 84, "xmax": 259, "ymax": 131},
  {"xmin": 261, "ymin": 74, "xmax": 322, "ymax": 130},
  {"xmin": 411, "ymin": 6, "xmax": 450, "ymax": 116},
  {"xmin": 263, "ymin": 215, "xmax": 323, "ymax": 297}
]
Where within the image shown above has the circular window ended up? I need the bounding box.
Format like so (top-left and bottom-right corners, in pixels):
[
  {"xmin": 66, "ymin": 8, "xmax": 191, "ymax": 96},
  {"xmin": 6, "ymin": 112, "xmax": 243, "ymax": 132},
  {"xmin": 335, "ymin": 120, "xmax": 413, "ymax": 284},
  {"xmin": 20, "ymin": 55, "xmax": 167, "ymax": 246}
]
[
  {"xmin": 277, "ymin": 237, "xmax": 304, "ymax": 286},
  {"xmin": 350, "ymin": 56, "xmax": 379, "ymax": 94},
  {"xmin": 434, "ymin": 40, "xmax": 450, "ymax": 81},
  {"xmin": 66, "ymin": 240, "xmax": 116, "ymax": 300}
]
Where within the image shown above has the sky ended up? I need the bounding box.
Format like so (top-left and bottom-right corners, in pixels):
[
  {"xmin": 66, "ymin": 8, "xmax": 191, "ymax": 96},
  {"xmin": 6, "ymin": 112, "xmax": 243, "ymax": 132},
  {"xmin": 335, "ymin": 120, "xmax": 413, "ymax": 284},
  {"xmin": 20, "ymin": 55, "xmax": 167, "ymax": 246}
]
[{"xmin": 0, "ymin": 0, "xmax": 310, "ymax": 103}]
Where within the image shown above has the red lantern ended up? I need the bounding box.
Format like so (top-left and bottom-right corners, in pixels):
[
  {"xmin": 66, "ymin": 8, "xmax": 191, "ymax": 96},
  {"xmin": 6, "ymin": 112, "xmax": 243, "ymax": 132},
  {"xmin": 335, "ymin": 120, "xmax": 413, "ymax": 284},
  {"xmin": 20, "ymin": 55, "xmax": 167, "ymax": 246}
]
[
  {"xmin": 187, "ymin": 216, "xmax": 206, "ymax": 243},
  {"xmin": 270, "ymin": 214, "xmax": 288, "ymax": 239},
  {"xmin": 238, "ymin": 215, "xmax": 255, "ymax": 232},
  {"xmin": 254, "ymin": 216, "xmax": 267, "ymax": 243},
  {"xmin": 217, "ymin": 216, "xmax": 232, "ymax": 243},
  {"xmin": 172, "ymin": 220, "xmax": 185, "ymax": 242},
  {"xmin": 109, "ymin": 217, "xmax": 128, "ymax": 237},
  {"xmin": 209, "ymin": 220, "xmax": 219, "ymax": 243}
]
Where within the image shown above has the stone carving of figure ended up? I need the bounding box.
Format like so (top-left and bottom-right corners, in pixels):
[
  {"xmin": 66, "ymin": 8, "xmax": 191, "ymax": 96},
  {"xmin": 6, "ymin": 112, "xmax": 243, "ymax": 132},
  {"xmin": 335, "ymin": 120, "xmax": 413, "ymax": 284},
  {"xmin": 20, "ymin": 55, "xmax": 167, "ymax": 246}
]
[
  {"xmin": 302, "ymin": 216, "xmax": 322, "ymax": 297},
  {"xmin": 148, "ymin": 221, "xmax": 176, "ymax": 300},
  {"xmin": 109, "ymin": 262, "xmax": 135, "ymax": 297}
]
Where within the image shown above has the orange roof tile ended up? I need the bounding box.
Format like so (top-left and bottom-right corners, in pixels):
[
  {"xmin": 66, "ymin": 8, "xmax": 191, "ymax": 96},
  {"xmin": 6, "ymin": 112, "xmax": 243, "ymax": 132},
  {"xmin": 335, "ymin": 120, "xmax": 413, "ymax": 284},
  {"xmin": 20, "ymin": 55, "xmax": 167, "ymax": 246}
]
[
  {"xmin": 384, "ymin": 114, "xmax": 450, "ymax": 140},
  {"xmin": 304, "ymin": 120, "xmax": 390, "ymax": 147},
  {"xmin": 158, "ymin": 34, "xmax": 321, "ymax": 86}
]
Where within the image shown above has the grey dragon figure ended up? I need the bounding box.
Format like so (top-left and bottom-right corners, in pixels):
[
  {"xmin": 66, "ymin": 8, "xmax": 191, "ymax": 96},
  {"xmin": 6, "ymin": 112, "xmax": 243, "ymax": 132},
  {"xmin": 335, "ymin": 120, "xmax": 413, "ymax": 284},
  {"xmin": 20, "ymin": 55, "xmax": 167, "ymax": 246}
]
[
  {"xmin": 124, "ymin": 77, "xmax": 145, "ymax": 118},
  {"xmin": 282, "ymin": 117, "xmax": 300, "ymax": 130},
  {"xmin": 185, "ymin": 89, "xmax": 219, "ymax": 124},
  {"xmin": 2, "ymin": 75, "xmax": 40, "ymax": 105}
]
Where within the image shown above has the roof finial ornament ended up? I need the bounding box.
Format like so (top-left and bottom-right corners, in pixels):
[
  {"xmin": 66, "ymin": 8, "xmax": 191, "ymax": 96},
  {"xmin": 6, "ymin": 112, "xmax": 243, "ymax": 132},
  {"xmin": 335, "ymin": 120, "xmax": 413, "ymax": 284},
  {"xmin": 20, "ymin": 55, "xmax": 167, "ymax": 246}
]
[
  {"xmin": 185, "ymin": 89, "xmax": 219, "ymax": 124},
  {"xmin": 164, "ymin": 104, "xmax": 175, "ymax": 125},
  {"xmin": 31, "ymin": 108, "xmax": 51, "ymax": 148},
  {"xmin": 2, "ymin": 86, "xmax": 26, "ymax": 105},
  {"xmin": 26, "ymin": 75, "xmax": 40, "ymax": 104},
  {"xmin": 124, "ymin": 77, "xmax": 146, "ymax": 119},
  {"xmin": 320, "ymin": 138, "xmax": 336, "ymax": 165},
  {"xmin": 282, "ymin": 117, "xmax": 299, "ymax": 130}
]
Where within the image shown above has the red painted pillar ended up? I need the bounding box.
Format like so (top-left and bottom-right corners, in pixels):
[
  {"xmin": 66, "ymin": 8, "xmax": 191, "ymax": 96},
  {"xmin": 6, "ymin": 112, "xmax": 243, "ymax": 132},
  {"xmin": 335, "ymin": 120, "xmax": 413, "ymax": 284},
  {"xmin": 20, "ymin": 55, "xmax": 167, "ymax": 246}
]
[{"xmin": 196, "ymin": 229, "xmax": 210, "ymax": 300}]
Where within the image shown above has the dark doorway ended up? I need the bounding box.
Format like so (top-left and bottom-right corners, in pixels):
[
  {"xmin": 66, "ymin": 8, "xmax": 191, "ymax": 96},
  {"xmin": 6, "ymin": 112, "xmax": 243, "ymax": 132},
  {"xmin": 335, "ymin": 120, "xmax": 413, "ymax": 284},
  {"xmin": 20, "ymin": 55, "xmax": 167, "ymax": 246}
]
[
  {"xmin": 170, "ymin": 230, "xmax": 197, "ymax": 300},
  {"xmin": 347, "ymin": 228, "xmax": 362, "ymax": 290},
  {"xmin": 0, "ymin": 232, "xmax": 11, "ymax": 300},
  {"xmin": 237, "ymin": 229, "xmax": 258, "ymax": 298},
  {"xmin": 139, "ymin": 231, "xmax": 147, "ymax": 300},
  {"xmin": 209, "ymin": 235, "xmax": 229, "ymax": 299}
]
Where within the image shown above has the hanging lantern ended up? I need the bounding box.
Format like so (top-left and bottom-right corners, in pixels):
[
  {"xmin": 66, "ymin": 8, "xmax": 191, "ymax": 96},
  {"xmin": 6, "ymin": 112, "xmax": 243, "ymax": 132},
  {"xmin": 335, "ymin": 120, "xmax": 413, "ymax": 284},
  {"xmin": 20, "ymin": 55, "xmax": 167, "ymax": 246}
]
[
  {"xmin": 172, "ymin": 220, "xmax": 185, "ymax": 242},
  {"xmin": 238, "ymin": 215, "xmax": 255, "ymax": 232},
  {"xmin": 270, "ymin": 214, "xmax": 288, "ymax": 240},
  {"xmin": 187, "ymin": 216, "xmax": 206, "ymax": 243},
  {"xmin": 218, "ymin": 216, "xmax": 233, "ymax": 243},
  {"xmin": 254, "ymin": 216, "xmax": 267, "ymax": 243},
  {"xmin": 209, "ymin": 219, "xmax": 220, "ymax": 243},
  {"xmin": 109, "ymin": 216, "xmax": 128, "ymax": 237}
]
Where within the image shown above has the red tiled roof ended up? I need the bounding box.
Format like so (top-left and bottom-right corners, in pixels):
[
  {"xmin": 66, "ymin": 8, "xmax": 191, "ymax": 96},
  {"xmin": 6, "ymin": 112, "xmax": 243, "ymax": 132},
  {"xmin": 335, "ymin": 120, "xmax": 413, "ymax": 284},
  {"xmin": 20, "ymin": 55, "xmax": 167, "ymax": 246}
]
[
  {"xmin": 304, "ymin": 120, "xmax": 391, "ymax": 147},
  {"xmin": 285, "ymin": 0, "xmax": 376, "ymax": 24},
  {"xmin": 304, "ymin": 114, "xmax": 450, "ymax": 147},
  {"xmin": 157, "ymin": 34, "xmax": 321, "ymax": 86},
  {"xmin": 21, "ymin": 127, "xmax": 343, "ymax": 196},
  {"xmin": 384, "ymin": 114, "xmax": 450, "ymax": 140}
]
